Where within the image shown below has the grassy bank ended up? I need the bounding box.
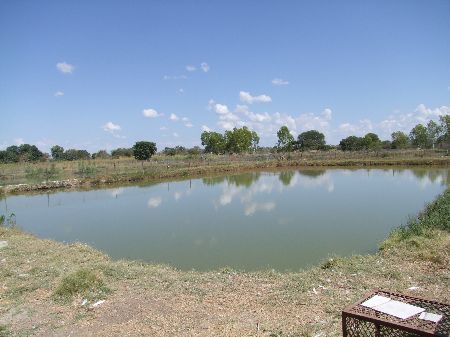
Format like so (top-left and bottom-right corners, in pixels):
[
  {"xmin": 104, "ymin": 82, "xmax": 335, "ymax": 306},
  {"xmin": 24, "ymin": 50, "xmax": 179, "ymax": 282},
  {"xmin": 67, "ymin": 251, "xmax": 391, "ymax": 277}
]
[
  {"xmin": 0, "ymin": 189, "xmax": 448, "ymax": 336},
  {"xmin": 1, "ymin": 150, "xmax": 449, "ymax": 194}
]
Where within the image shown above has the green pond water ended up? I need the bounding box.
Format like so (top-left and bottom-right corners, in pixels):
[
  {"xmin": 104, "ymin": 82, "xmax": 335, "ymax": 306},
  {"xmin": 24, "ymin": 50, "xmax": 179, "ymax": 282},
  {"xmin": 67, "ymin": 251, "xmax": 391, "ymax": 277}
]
[{"xmin": 1, "ymin": 168, "xmax": 448, "ymax": 271}]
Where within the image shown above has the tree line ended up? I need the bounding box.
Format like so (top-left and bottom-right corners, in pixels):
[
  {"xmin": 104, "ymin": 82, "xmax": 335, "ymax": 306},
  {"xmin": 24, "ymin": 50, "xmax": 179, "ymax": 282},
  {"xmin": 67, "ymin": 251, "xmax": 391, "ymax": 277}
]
[{"xmin": 0, "ymin": 115, "xmax": 448, "ymax": 164}]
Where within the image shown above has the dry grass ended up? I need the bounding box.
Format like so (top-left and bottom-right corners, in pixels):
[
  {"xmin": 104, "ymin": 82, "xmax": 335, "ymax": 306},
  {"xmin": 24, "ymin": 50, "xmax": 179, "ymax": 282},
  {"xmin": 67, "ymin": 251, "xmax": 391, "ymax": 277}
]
[{"xmin": 0, "ymin": 189, "xmax": 448, "ymax": 336}]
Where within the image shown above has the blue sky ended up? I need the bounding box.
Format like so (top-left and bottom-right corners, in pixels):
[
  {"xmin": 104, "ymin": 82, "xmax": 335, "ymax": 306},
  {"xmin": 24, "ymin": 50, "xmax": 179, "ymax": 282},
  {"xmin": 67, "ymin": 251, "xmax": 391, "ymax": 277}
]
[{"xmin": 1, "ymin": 0, "xmax": 449, "ymax": 152}]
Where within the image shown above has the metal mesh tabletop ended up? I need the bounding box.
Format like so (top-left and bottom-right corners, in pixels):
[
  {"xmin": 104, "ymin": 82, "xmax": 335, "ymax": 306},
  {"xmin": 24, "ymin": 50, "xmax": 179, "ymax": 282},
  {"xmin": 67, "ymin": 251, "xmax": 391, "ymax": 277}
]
[{"xmin": 342, "ymin": 289, "xmax": 449, "ymax": 337}]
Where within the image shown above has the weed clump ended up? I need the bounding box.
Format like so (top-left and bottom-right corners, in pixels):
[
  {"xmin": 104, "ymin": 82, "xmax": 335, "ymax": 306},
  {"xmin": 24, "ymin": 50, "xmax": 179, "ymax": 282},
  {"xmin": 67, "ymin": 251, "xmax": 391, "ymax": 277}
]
[
  {"xmin": 321, "ymin": 257, "xmax": 340, "ymax": 270},
  {"xmin": 53, "ymin": 269, "xmax": 109, "ymax": 302}
]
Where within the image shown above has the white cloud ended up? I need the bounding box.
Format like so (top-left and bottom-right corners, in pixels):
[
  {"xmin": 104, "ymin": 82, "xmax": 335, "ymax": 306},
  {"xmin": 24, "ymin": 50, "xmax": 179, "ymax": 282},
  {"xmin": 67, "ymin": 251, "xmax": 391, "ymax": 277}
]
[
  {"xmin": 202, "ymin": 125, "xmax": 212, "ymax": 132},
  {"xmin": 142, "ymin": 108, "xmax": 162, "ymax": 118},
  {"xmin": 236, "ymin": 105, "xmax": 271, "ymax": 122},
  {"xmin": 56, "ymin": 62, "xmax": 74, "ymax": 74},
  {"xmin": 337, "ymin": 119, "xmax": 373, "ymax": 137},
  {"xmin": 163, "ymin": 75, "xmax": 187, "ymax": 80},
  {"xmin": 14, "ymin": 138, "xmax": 25, "ymax": 145},
  {"xmin": 201, "ymin": 62, "xmax": 210, "ymax": 72},
  {"xmin": 335, "ymin": 104, "xmax": 450, "ymax": 142},
  {"xmin": 215, "ymin": 104, "xmax": 229, "ymax": 115},
  {"xmin": 186, "ymin": 65, "xmax": 196, "ymax": 72},
  {"xmin": 239, "ymin": 91, "xmax": 272, "ymax": 104},
  {"xmin": 182, "ymin": 117, "xmax": 189, "ymax": 122},
  {"xmin": 148, "ymin": 197, "xmax": 162, "ymax": 208},
  {"xmin": 170, "ymin": 113, "xmax": 179, "ymax": 121},
  {"xmin": 208, "ymin": 100, "xmax": 247, "ymax": 130},
  {"xmin": 178, "ymin": 88, "xmax": 185, "ymax": 94},
  {"xmin": 272, "ymin": 78, "xmax": 289, "ymax": 86},
  {"xmin": 160, "ymin": 126, "xmax": 168, "ymax": 130},
  {"xmin": 173, "ymin": 132, "xmax": 179, "ymax": 137},
  {"xmin": 54, "ymin": 91, "xmax": 64, "ymax": 97},
  {"xmin": 185, "ymin": 122, "xmax": 193, "ymax": 128},
  {"xmin": 102, "ymin": 122, "xmax": 121, "ymax": 134}
]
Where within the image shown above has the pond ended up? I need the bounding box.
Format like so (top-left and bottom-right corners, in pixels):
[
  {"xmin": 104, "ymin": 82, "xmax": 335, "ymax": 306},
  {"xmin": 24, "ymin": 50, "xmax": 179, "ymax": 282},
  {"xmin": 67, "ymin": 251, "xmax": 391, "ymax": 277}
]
[{"xmin": 1, "ymin": 167, "xmax": 448, "ymax": 271}]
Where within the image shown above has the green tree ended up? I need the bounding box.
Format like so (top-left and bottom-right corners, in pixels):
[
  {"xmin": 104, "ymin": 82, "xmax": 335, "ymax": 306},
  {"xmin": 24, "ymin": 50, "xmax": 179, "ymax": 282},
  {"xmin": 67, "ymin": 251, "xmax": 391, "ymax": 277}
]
[
  {"xmin": 1, "ymin": 146, "xmax": 19, "ymax": 163},
  {"xmin": 0, "ymin": 144, "xmax": 44, "ymax": 163},
  {"xmin": 187, "ymin": 146, "xmax": 202, "ymax": 156},
  {"xmin": 132, "ymin": 141, "xmax": 157, "ymax": 160},
  {"xmin": 111, "ymin": 148, "xmax": 133, "ymax": 158},
  {"xmin": 409, "ymin": 124, "xmax": 428, "ymax": 148},
  {"xmin": 339, "ymin": 136, "xmax": 364, "ymax": 151},
  {"xmin": 51, "ymin": 145, "xmax": 65, "ymax": 160},
  {"xmin": 426, "ymin": 120, "xmax": 442, "ymax": 149},
  {"xmin": 224, "ymin": 127, "xmax": 256, "ymax": 153},
  {"xmin": 277, "ymin": 126, "xmax": 295, "ymax": 152},
  {"xmin": 63, "ymin": 149, "xmax": 91, "ymax": 161},
  {"xmin": 439, "ymin": 115, "xmax": 450, "ymax": 142},
  {"xmin": 251, "ymin": 131, "xmax": 260, "ymax": 151},
  {"xmin": 363, "ymin": 133, "xmax": 381, "ymax": 150},
  {"xmin": 391, "ymin": 131, "xmax": 409, "ymax": 149},
  {"xmin": 297, "ymin": 130, "xmax": 326, "ymax": 150},
  {"xmin": 200, "ymin": 131, "xmax": 226, "ymax": 154},
  {"xmin": 92, "ymin": 150, "xmax": 110, "ymax": 159}
]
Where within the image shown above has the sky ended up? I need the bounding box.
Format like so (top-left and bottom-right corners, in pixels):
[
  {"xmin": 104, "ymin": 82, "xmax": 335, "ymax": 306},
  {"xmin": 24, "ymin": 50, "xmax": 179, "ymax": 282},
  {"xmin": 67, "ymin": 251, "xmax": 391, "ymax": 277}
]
[{"xmin": 1, "ymin": 0, "xmax": 449, "ymax": 153}]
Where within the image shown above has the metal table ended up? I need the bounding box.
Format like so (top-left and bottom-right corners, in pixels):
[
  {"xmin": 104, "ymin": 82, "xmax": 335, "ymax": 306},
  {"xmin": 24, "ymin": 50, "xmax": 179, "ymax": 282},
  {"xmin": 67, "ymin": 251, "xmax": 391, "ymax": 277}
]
[{"xmin": 342, "ymin": 289, "xmax": 449, "ymax": 337}]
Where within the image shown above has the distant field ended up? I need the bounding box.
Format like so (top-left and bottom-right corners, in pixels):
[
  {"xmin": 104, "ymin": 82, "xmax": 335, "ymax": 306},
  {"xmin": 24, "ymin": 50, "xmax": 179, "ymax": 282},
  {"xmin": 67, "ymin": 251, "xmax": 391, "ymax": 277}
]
[{"xmin": 0, "ymin": 149, "xmax": 449, "ymax": 192}]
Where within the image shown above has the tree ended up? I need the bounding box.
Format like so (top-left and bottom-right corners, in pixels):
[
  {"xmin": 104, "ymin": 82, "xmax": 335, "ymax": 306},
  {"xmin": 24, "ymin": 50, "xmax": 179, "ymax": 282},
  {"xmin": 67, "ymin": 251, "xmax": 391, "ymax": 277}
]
[
  {"xmin": 63, "ymin": 149, "xmax": 91, "ymax": 161},
  {"xmin": 426, "ymin": 120, "xmax": 442, "ymax": 149},
  {"xmin": 0, "ymin": 144, "xmax": 44, "ymax": 163},
  {"xmin": 132, "ymin": 141, "xmax": 157, "ymax": 160},
  {"xmin": 251, "ymin": 131, "xmax": 260, "ymax": 151},
  {"xmin": 111, "ymin": 148, "xmax": 133, "ymax": 158},
  {"xmin": 391, "ymin": 131, "xmax": 409, "ymax": 149},
  {"xmin": 362, "ymin": 133, "xmax": 381, "ymax": 150},
  {"xmin": 381, "ymin": 140, "xmax": 392, "ymax": 149},
  {"xmin": 439, "ymin": 115, "xmax": 450, "ymax": 142},
  {"xmin": 187, "ymin": 146, "xmax": 202, "ymax": 155},
  {"xmin": 224, "ymin": 127, "xmax": 255, "ymax": 153},
  {"xmin": 277, "ymin": 126, "xmax": 294, "ymax": 152},
  {"xmin": 1, "ymin": 146, "xmax": 19, "ymax": 163},
  {"xmin": 409, "ymin": 124, "xmax": 428, "ymax": 148},
  {"xmin": 51, "ymin": 145, "xmax": 65, "ymax": 160},
  {"xmin": 339, "ymin": 136, "xmax": 364, "ymax": 151},
  {"xmin": 200, "ymin": 131, "xmax": 226, "ymax": 154},
  {"xmin": 297, "ymin": 130, "xmax": 326, "ymax": 150},
  {"xmin": 92, "ymin": 150, "xmax": 110, "ymax": 159}
]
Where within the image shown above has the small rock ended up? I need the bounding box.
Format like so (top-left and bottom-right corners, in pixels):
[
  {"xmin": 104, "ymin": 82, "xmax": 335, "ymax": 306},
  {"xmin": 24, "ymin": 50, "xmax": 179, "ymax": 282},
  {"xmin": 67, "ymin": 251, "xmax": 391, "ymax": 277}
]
[
  {"xmin": 408, "ymin": 286, "xmax": 420, "ymax": 291},
  {"xmin": 81, "ymin": 299, "xmax": 88, "ymax": 306},
  {"xmin": 0, "ymin": 241, "xmax": 8, "ymax": 249}
]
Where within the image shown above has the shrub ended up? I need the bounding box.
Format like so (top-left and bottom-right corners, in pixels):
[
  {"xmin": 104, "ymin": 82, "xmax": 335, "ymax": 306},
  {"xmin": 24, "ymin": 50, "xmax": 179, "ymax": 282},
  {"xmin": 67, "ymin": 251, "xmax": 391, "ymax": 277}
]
[{"xmin": 54, "ymin": 269, "xmax": 109, "ymax": 302}]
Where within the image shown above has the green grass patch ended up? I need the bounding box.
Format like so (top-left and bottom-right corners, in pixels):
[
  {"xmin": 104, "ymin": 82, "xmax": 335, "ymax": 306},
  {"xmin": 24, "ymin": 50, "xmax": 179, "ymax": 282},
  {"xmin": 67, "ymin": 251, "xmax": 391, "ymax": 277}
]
[
  {"xmin": 0, "ymin": 325, "xmax": 10, "ymax": 337},
  {"xmin": 53, "ymin": 269, "xmax": 110, "ymax": 302},
  {"xmin": 381, "ymin": 188, "xmax": 450, "ymax": 249}
]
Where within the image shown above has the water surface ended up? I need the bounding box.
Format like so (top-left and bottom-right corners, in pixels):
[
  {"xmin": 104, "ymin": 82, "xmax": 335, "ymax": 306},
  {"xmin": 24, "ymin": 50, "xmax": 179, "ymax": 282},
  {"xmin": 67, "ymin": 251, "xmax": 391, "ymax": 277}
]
[{"xmin": 2, "ymin": 168, "xmax": 448, "ymax": 271}]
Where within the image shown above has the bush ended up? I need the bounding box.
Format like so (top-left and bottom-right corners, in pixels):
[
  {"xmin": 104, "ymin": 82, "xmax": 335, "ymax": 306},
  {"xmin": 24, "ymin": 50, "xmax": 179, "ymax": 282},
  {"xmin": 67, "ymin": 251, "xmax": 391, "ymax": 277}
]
[{"xmin": 54, "ymin": 269, "xmax": 109, "ymax": 302}]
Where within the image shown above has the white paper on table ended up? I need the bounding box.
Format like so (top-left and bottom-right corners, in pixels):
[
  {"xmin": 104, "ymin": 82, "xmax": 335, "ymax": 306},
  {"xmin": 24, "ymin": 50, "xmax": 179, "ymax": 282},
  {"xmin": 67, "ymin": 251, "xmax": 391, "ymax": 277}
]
[
  {"xmin": 361, "ymin": 295, "xmax": 391, "ymax": 308},
  {"xmin": 419, "ymin": 312, "xmax": 442, "ymax": 323},
  {"xmin": 374, "ymin": 300, "xmax": 425, "ymax": 319},
  {"xmin": 360, "ymin": 295, "xmax": 425, "ymax": 319}
]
